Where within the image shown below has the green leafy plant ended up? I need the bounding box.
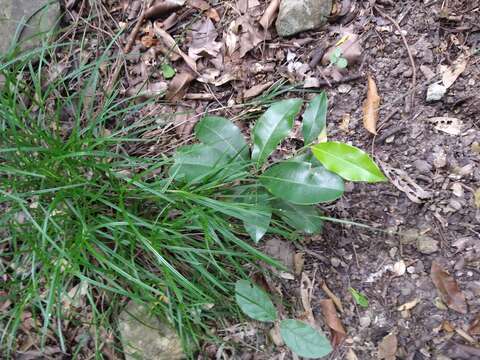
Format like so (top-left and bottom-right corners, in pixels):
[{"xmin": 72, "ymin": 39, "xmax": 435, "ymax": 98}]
[
  {"xmin": 170, "ymin": 92, "xmax": 385, "ymax": 356},
  {"xmin": 171, "ymin": 92, "xmax": 386, "ymax": 243},
  {"xmin": 349, "ymin": 288, "xmax": 369, "ymax": 308},
  {"xmin": 235, "ymin": 280, "xmax": 333, "ymax": 358},
  {"xmin": 329, "ymin": 47, "xmax": 348, "ymax": 69}
]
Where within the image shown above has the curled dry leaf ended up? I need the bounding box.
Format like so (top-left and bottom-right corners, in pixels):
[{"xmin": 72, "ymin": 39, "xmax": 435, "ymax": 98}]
[
  {"xmin": 300, "ymin": 272, "xmax": 316, "ymax": 326},
  {"xmin": 430, "ymin": 261, "xmax": 467, "ymax": 314},
  {"xmin": 397, "ymin": 298, "xmax": 420, "ymax": 312},
  {"xmin": 363, "ymin": 75, "xmax": 380, "ymax": 135},
  {"xmin": 468, "ymin": 314, "xmax": 480, "ymax": 335},
  {"xmin": 259, "ymin": 0, "xmax": 280, "ymax": 30},
  {"xmin": 236, "ymin": 14, "xmax": 269, "ymax": 58},
  {"xmin": 243, "ymin": 81, "xmax": 274, "ymax": 99},
  {"xmin": 378, "ymin": 332, "xmax": 398, "ymax": 360},
  {"xmin": 188, "ymin": 18, "xmax": 222, "ymax": 61},
  {"xmin": 319, "ymin": 299, "xmax": 346, "ymax": 347},
  {"xmin": 321, "ymin": 280, "xmax": 343, "ymax": 313},
  {"xmin": 441, "ymin": 54, "xmax": 468, "ymax": 89},
  {"xmin": 166, "ymin": 72, "xmax": 195, "ymax": 100},
  {"xmin": 428, "ymin": 117, "xmax": 464, "ymax": 136},
  {"xmin": 153, "ymin": 24, "xmax": 197, "ymax": 73},
  {"xmin": 379, "ymin": 161, "xmax": 432, "ymax": 204}
]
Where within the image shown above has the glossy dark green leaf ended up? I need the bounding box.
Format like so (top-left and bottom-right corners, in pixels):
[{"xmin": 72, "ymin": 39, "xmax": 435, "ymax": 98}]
[
  {"xmin": 195, "ymin": 116, "xmax": 249, "ymax": 160},
  {"xmin": 311, "ymin": 142, "xmax": 387, "ymax": 183},
  {"xmin": 252, "ymin": 99, "xmax": 303, "ymax": 166},
  {"xmin": 280, "ymin": 319, "xmax": 333, "ymax": 358},
  {"xmin": 242, "ymin": 190, "xmax": 271, "ymax": 243},
  {"xmin": 272, "ymin": 200, "xmax": 322, "ymax": 234},
  {"xmin": 235, "ymin": 280, "xmax": 277, "ymax": 322},
  {"xmin": 260, "ymin": 161, "xmax": 344, "ymax": 205},
  {"xmin": 169, "ymin": 144, "xmax": 230, "ymax": 183},
  {"xmin": 349, "ymin": 288, "xmax": 369, "ymax": 308},
  {"xmin": 302, "ymin": 92, "xmax": 328, "ymax": 144}
]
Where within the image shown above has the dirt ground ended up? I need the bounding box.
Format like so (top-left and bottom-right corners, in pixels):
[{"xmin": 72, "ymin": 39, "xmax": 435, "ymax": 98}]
[{"xmin": 22, "ymin": 0, "xmax": 480, "ymax": 358}]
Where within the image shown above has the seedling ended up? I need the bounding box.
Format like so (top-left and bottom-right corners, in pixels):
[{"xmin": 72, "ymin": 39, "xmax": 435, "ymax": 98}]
[{"xmin": 329, "ymin": 47, "xmax": 348, "ymax": 69}]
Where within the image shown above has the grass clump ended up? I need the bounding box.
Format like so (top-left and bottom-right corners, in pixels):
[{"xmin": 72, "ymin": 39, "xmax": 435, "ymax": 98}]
[{"xmin": 0, "ymin": 46, "xmax": 282, "ymax": 358}]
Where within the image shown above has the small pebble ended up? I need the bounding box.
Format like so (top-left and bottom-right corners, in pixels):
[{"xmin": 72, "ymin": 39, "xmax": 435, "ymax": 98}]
[
  {"xmin": 407, "ymin": 266, "xmax": 416, "ymax": 274},
  {"xmin": 330, "ymin": 257, "xmax": 341, "ymax": 267},
  {"xmin": 359, "ymin": 315, "xmax": 371, "ymax": 328},
  {"xmin": 426, "ymin": 82, "xmax": 447, "ymax": 102},
  {"xmin": 416, "ymin": 236, "xmax": 439, "ymax": 254}
]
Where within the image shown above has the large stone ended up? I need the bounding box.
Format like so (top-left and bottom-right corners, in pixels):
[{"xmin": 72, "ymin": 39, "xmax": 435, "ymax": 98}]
[
  {"xmin": 0, "ymin": 0, "xmax": 60, "ymax": 54},
  {"xmin": 118, "ymin": 302, "xmax": 185, "ymax": 360},
  {"xmin": 276, "ymin": 0, "xmax": 332, "ymax": 37}
]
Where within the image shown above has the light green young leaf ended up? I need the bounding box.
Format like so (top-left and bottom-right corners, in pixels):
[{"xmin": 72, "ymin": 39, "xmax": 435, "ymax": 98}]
[
  {"xmin": 169, "ymin": 144, "xmax": 230, "ymax": 183},
  {"xmin": 302, "ymin": 92, "xmax": 328, "ymax": 145},
  {"xmin": 280, "ymin": 319, "xmax": 333, "ymax": 358},
  {"xmin": 242, "ymin": 189, "xmax": 272, "ymax": 243},
  {"xmin": 349, "ymin": 288, "xmax": 369, "ymax": 308},
  {"xmin": 195, "ymin": 116, "xmax": 249, "ymax": 161},
  {"xmin": 252, "ymin": 99, "xmax": 303, "ymax": 167},
  {"xmin": 272, "ymin": 200, "xmax": 323, "ymax": 234},
  {"xmin": 260, "ymin": 161, "xmax": 344, "ymax": 205},
  {"xmin": 235, "ymin": 280, "xmax": 277, "ymax": 322},
  {"xmin": 311, "ymin": 142, "xmax": 387, "ymax": 183},
  {"xmin": 161, "ymin": 63, "xmax": 176, "ymax": 79},
  {"xmin": 336, "ymin": 57, "xmax": 348, "ymax": 69}
]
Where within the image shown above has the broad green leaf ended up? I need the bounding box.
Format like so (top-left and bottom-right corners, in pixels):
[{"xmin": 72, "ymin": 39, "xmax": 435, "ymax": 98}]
[
  {"xmin": 195, "ymin": 116, "xmax": 249, "ymax": 161},
  {"xmin": 169, "ymin": 144, "xmax": 230, "ymax": 183},
  {"xmin": 260, "ymin": 161, "xmax": 344, "ymax": 205},
  {"xmin": 349, "ymin": 288, "xmax": 369, "ymax": 308},
  {"xmin": 280, "ymin": 319, "xmax": 332, "ymax": 358},
  {"xmin": 272, "ymin": 200, "xmax": 322, "ymax": 234},
  {"xmin": 302, "ymin": 92, "xmax": 328, "ymax": 144},
  {"xmin": 161, "ymin": 63, "xmax": 176, "ymax": 79},
  {"xmin": 293, "ymin": 151, "xmax": 322, "ymax": 167},
  {"xmin": 252, "ymin": 99, "xmax": 303, "ymax": 166},
  {"xmin": 311, "ymin": 142, "xmax": 387, "ymax": 183},
  {"xmin": 235, "ymin": 280, "xmax": 277, "ymax": 322},
  {"xmin": 242, "ymin": 190, "xmax": 271, "ymax": 243}
]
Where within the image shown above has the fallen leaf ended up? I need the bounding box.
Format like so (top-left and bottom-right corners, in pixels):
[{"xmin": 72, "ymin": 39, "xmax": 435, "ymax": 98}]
[
  {"xmin": 166, "ymin": 72, "xmax": 195, "ymax": 100},
  {"xmin": 188, "ymin": 0, "xmax": 210, "ymax": 11},
  {"xmin": 236, "ymin": 14, "xmax": 268, "ymax": 58},
  {"xmin": 431, "ymin": 261, "xmax": 467, "ymax": 314},
  {"xmin": 474, "ymin": 188, "xmax": 480, "ymax": 208},
  {"xmin": 188, "ymin": 18, "xmax": 223, "ymax": 61},
  {"xmin": 300, "ymin": 272, "xmax": 316, "ymax": 326},
  {"xmin": 293, "ymin": 253, "xmax": 304, "ymax": 275},
  {"xmin": 259, "ymin": 0, "xmax": 280, "ymax": 30},
  {"xmin": 243, "ymin": 81, "xmax": 273, "ymax": 99},
  {"xmin": 346, "ymin": 348, "xmax": 359, "ymax": 360},
  {"xmin": 392, "ymin": 260, "xmax": 406, "ymax": 276},
  {"xmin": 141, "ymin": 35, "xmax": 158, "ymax": 48},
  {"xmin": 362, "ymin": 75, "xmax": 380, "ymax": 135},
  {"xmin": 442, "ymin": 320, "xmax": 455, "ymax": 332},
  {"xmin": 206, "ymin": 8, "xmax": 220, "ymax": 22},
  {"xmin": 379, "ymin": 161, "xmax": 433, "ymax": 204},
  {"xmin": 321, "ymin": 281, "xmax": 343, "ymax": 313},
  {"xmin": 322, "ymin": 26, "xmax": 362, "ymax": 66},
  {"xmin": 154, "ymin": 24, "xmax": 197, "ymax": 73},
  {"xmin": 468, "ymin": 314, "xmax": 480, "ymax": 335},
  {"xmin": 126, "ymin": 81, "xmax": 168, "ymax": 99},
  {"xmin": 378, "ymin": 332, "xmax": 397, "ymax": 360},
  {"xmin": 456, "ymin": 328, "xmax": 476, "ymax": 344},
  {"xmin": 397, "ymin": 298, "xmax": 420, "ymax": 312},
  {"xmin": 145, "ymin": 1, "xmax": 183, "ymax": 19},
  {"xmin": 429, "ymin": 117, "xmax": 463, "ymax": 136},
  {"xmin": 320, "ymin": 299, "xmax": 346, "ymax": 347},
  {"xmin": 441, "ymin": 54, "xmax": 468, "ymax": 89}
]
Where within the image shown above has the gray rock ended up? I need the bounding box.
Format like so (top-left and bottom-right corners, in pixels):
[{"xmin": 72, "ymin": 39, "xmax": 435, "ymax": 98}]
[
  {"xmin": 0, "ymin": 0, "xmax": 60, "ymax": 54},
  {"xmin": 276, "ymin": 0, "xmax": 332, "ymax": 37},
  {"xmin": 118, "ymin": 302, "xmax": 184, "ymax": 360},
  {"xmin": 416, "ymin": 236, "xmax": 439, "ymax": 254},
  {"xmin": 426, "ymin": 82, "xmax": 447, "ymax": 102}
]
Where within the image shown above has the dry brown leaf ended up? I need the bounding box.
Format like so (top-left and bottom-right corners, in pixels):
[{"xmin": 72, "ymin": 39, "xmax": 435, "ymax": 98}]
[
  {"xmin": 154, "ymin": 24, "xmax": 197, "ymax": 73},
  {"xmin": 320, "ymin": 299, "xmax": 346, "ymax": 347},
  {"xmin": 166, "ymin": 72, "xmax": 195, "ymax": 100},
  {"xmin": 441, "ymin": 54, "xmax": 468, "ymax": 89},
  {"xmin": 126, "ymin": 81, "xmax": 168, "ymax": 99},
  {"xmin": 363, "ymin": 75, "xmax": 380, "ymax": 135},
  {"xmin": 293, "ymin": 253, "xmax": 304, "ymax": 275},
  {"xmin": 474, "ymin": 188, "xmax": 480, "ymax": 208},
  {"xmin": 300, "ymin": 272, "xmax": 316, "ymax": 326},
  {"xmin": 431, "ymin": 261, "xmax": 467, "ymax": 314},
  {"xmin": 378, "ymin": 332, "xmax": 397, "ymax": 360},
  {"xmin": 188, "ymin": 0, "xmax": 210, "ymax": 11},
  {"xmin": 429, "ymin": 117, "xmax": 464, "ymax": 136},
  {"xmin": 321, "ymin": 281, "xmax": 343, "ymax": 313},
  {"xmin": 141, "ymin": 35, "xmax": 158, "ymax": 48},
  {"xmin": 236, "ymin": 14, "xmax": 268, "ymax": 58},
  {"xmin": 145, "ymin": 1, "xmax": 182, "ymax": 19},
  {"xmin": 243, "ymin": 81, "xmax": 273, "ymax": 99},
  {"xmin": 206, "ymin": 8, "xmax": 220, "ymax": 22},
  {"xmin": 379, "ymin": 161, "xmax": 433, "ymax": 204},
  {"xmin": 259, "ymin": 0, "xmax": 280, "ymax": 30},
  {"xmin": 397, "ymin": 298, "xmax": 420, "ymax": 312},
  {"xmin": 346, "ymin": 348, "xmax": 359, "ymax": 360},
  {"xmin": 468, "ymin": 314, "xmax": 480, "ymax": 335},
  {"xmin": 188, "ymin": 18, "xmax": 222, "ymax": 61}
]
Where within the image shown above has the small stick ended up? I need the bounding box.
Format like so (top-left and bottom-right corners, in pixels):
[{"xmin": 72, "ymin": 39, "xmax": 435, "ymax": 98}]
[{"xmin": 374, "ymin": 5, "xmax": 417, "ymax": 114}]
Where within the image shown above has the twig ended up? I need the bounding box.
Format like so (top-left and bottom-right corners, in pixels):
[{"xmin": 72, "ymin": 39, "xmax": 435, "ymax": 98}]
[
  {"xmin": 374, "ymin": 5, "xmax": 417, "ymax": 114},
  {"xmin": 309, "ymin": 73, "xmax": 365, "ymax": 88}
]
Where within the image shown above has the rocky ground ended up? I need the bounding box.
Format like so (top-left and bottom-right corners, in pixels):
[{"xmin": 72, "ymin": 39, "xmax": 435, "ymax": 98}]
[{"xmin": 1, "ymin": 0, "xmax": 479, "ymax": 359}]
